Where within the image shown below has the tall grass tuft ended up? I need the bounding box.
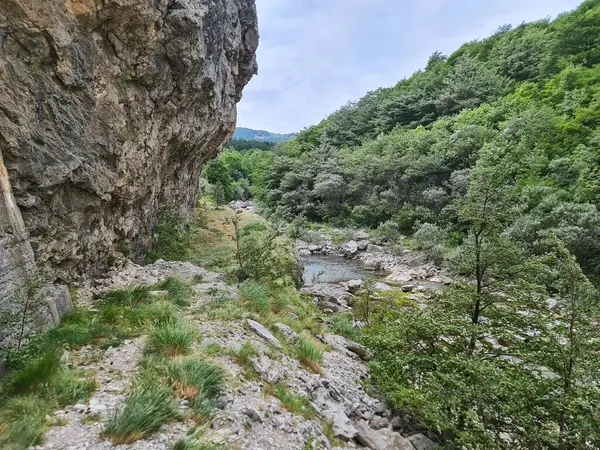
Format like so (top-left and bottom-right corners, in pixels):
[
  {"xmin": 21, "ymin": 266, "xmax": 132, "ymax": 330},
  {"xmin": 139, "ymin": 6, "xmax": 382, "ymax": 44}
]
[
  {"xmin": 295, "ymin": 336, "xmax": 323, "ymax": 373},
  {"xmin": 165, "ymin": 359, "xmax": 224, "ymax": 401},
  {"xmin": 154, "ymin": 277, "xmax": 193, "ymax": 307},
  {"xmin": 330, "ymin": 313, "xmax": 358, "ymax": 340},
  {"xmin": 147, "ymin": 320, "xmax": 194, "ymax": 357},
  {"xmin": 103, "ymin": 384, "xmax": 177, "ymax": 444},
  {"xmin": 266, "ymin": 383, "xmax": 316, "ymax": 420},
  {"xmin": 239, "ymin": 282, "xmax": 270, "ymax": 314},
  {"xmin": 0, "ymin": 395, "xmax": 51, "ymax": 449}
]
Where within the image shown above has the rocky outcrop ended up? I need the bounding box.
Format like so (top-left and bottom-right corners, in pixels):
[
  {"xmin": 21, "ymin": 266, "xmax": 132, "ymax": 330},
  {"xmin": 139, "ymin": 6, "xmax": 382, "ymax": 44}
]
[
  {"xmin": 0, "ymin": 151, "xmax": 36, "ymax": 312},
  {"xmin": 0, "ymin": 0, "xmax": 258, "ymax": 284}
]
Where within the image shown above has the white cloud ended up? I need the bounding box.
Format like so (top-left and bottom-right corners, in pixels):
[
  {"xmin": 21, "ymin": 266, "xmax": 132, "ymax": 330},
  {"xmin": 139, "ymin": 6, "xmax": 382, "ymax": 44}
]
[{"xmin": 238, "ymin": 0, "xmax": 582, "ymax": 133}]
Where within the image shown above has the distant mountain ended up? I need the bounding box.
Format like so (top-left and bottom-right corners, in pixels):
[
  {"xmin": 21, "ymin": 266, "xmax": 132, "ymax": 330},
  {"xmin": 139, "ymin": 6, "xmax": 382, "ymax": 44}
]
[{"xmin": 233, "ymin": 127, "xmax": 295, "ymax": 143}]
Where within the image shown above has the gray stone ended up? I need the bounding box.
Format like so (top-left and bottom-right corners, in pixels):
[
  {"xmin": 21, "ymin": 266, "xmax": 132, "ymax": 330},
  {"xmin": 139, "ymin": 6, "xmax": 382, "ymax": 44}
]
[
  {"xmin": 357, "ymin": 240, "xmax": 369, "ymax": 251},
  {"xmin": 251, "ymin": 355, "xmax": 282, "ymax": 384},
  {"xmin": 273, "ymin": 322, "xmax": 299, "ymax": 343},
  {"xmin": 364, "ymin": 259, "xmax": 384, "ymax": 271},
  {"xmin": 386, "ymin": 271, "xmax": 413, "ymax": 284},
  {"xmin": 354, "ymin": 420, "xmax": 388, "ymax": 450},
  {"xmin": 429, "ymin": 276, "xmax": 452, "ymax": 285},
  {"xmin": 373, "ymin": 282, "xmax": 392, "ymax": 291},
  {"xmin": 401, "ymin": 284, "xmax": 416, "ymax": 292},
  {"xmin": 323, "ymin": 409, "xmax": 358, "ymax": 440},
  {"xmin": 379, "ymin": 428, "xmax": 415, "ymax": 450},
  {"xmin": 247, "ymin": 319, "xmax": 283, "ymax": 349},
  {"xmin": 408, "ymin": 433, "xmax": 438, "ymax": 450},
  {"xmin": 241, "ymin": 407, "xmax": 263, "ymax": 423},
  {"xmin": 343, "ymin": 241, "xmax": 359, "ymax": 256},
  {"xmin": 37, "ymin": 285, "xmax": 73, "ymax": 327},
  {"xmin": 347, "ymin": 279, "xmax": 363, "ymax": 293}
]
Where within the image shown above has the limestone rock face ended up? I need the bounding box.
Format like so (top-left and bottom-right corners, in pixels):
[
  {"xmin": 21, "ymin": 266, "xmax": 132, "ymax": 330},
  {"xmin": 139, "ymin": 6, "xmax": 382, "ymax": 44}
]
[{"xmin": 0, "ymin": 0, "xmax": 258, "ymax": 283}]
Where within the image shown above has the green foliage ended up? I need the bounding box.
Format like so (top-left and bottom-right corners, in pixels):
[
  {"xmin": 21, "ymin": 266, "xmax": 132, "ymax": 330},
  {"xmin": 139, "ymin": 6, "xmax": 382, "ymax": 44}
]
[
  {"xmin": 147, "ymin": 320, "xmax": 194, "ymax": 357},
  {"xmin": 172, "ymin": 438, "xmax": 219, "ymax": 450},
  {"xmin": 103, "ymin": 384, "xmax": 178, "ymax": 444}
]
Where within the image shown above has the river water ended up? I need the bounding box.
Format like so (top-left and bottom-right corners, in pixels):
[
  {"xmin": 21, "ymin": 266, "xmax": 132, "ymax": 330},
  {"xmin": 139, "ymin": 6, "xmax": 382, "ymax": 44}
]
[{"xmin": 301, "ymin": 254, "xmax": 386, "ymax": 285}]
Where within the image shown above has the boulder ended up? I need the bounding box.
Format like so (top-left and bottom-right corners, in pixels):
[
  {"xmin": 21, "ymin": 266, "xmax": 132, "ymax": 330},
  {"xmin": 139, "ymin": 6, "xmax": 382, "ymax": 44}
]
[
  {"xmin": 247, "ymin": 319, "xmax": 283, "ymax": 349},
  {"xmin": 357, "ymin": 240, "xmax": 369, "ymax": 251},
  {"xmin": 386, "ymin": 270, "xmax": 413, "ymax": 284},
  {"xmin": 354, "ymin": 420, "xmax": 387, "ymax": 450},
  {"xmin": 408, "ymin": 433, "xmax": 438, "ymax": 450},
  {"xmin": 401, "ymin": 284, "xmax": 416, "ymax": 292},
  {"xmin": 379, "ymin": 428, "xmax": 415, "ymax": 450},
  {"xmin": 347, "ymin": 279, "xmax": 363, "ymax": 293},
  {"xmin": 322, "ymin": 408, "xmax": 358, "ymax": 440},
  {"xmin": 429, "ymin": 275, "xmax": 452, "ymax": 285},
  {"xmin": 364, "ymin": 258, "xmax": 385, "ymax": 271},
  {"xmin": 373, "ymin": 282, "xmax": 392, "ymax": 291},
  {"xmin": 37, "ymin": 285, "xmax": 73, "ymax": 327},
  {"xmin": 343, "ymin": 240, "xmax": 359, "ymax": 256},
  {"xmin": 302, "ymin": 284, "xmax": 353, "ymax": 311}
]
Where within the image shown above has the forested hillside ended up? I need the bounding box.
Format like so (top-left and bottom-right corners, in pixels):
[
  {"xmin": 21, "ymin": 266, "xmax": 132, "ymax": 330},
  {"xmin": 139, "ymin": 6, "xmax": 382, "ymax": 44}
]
[
  {"xmin": 249, "ymin": 0, "xmax": 600, "ymax": 280},
  {"xmin": 233, "ymin": 127, "xmax": 296, "ymax": 143},
  {"xmin": 204, "ymin": 1, "xmax": 600, "ymax": 447}
]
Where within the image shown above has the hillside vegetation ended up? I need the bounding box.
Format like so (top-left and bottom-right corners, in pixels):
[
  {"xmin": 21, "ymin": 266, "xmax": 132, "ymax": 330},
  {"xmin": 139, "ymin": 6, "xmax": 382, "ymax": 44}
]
[{"xmin": 205, "ymin": 1, "xmax": 600, "ymax": 447}]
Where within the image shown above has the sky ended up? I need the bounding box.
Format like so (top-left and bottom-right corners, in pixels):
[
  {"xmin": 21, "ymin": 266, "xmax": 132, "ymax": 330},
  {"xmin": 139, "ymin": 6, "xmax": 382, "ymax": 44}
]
[{"xmin": 236, "ymin": 0, "xmax": 583, "ymax": 134}]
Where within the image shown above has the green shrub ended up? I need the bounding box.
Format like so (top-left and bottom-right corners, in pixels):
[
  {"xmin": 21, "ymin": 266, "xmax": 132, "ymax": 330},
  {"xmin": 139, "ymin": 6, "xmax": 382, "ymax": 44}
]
[
  {"xmin": 165, "ymin": 359, "xmax": 223, "ymax": 401},
  {"xmin": 239, "ymin": 282, "xmax": 270, "ymax": 314},
  {"xmin": 295, "ymin": 336, "xmax": 323, "ymax": 373},
  {"xmin": 103, "ymin": 286, "xmax": 151, "ymax": 306},
  {"xmin": 147, "ymin": 320, "xmax": 194, "ymax": 357},
  {"xmin": 154, "ymin": 277, "xmax": 193, "ymax": 307},
  {"xmin": 2, "ymin": 350, "xmax": 62, "ymax": 396},
  {"xmin": 0, "ymin": 395, "xmax": 50, "ymax": 450},
  {"xmin": 103, "ymin": 384, "xmax": 177, "ymax": 444}
]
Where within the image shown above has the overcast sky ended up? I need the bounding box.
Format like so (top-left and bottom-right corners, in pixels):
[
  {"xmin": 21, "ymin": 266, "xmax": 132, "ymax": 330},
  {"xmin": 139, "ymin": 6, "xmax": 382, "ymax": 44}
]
[{"xmin": 237, "ymin": 0, "xmax": 583, "ymax": 134}]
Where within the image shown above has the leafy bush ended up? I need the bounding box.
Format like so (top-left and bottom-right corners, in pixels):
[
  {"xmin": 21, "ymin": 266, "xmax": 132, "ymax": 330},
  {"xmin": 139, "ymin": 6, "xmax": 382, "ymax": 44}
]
[
  {"xmin": 103, "ymin": 384, "xmax": 177, "ymax": 444},
  {"xmin": 146, "ymin": 210, "xmax": 190, "ymax": 262}
]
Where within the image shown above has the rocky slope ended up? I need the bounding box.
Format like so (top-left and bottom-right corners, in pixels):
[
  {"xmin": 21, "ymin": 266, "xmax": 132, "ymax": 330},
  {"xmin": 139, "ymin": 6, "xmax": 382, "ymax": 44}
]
[
  {"xmin": 33, "ymin": 260, "xmax": 435, "ymax": 450},
  {"xmin": 0, "ymin": 0, "xmax": 258, "ymax": 287}
]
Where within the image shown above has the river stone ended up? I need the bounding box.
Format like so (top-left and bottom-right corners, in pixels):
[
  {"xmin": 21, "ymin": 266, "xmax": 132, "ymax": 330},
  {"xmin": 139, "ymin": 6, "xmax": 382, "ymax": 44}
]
[
  {"xmin": 373, "ymin": 282, "xmax": 392, "ymax": 291},
  {"xmin": 247, "ymin": 319, "xmax": 283, "ymax": 349},
  {"xmin": 408, "ymin": 433, "xmax": 438, "ymax": 450},
  {"xmin": 386, "ymin": 270, "xmax": 413, "ymax": 283},
  {"xmin": 343, "ymin": 241, "xmax": 359, "ymax": 256},
  {"xmin": 354, "ymin": 420, "xmax": 387, "ymax": 450},
  {"xmin": 429, "ymin": 275, "xmax": 453, "ymax": 285},
  {"xmin": 347, "ymin": 279, "xmax": 363, "ymax": 293},
  {"xmin": 357, "ymin": 240, "xmax": 369, "ymax": 251}
]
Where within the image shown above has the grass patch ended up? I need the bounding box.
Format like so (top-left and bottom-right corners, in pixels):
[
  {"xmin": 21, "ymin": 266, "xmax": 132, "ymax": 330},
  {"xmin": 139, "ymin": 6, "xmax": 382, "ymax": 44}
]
[
  {"xmin": 295, "ymin": 336, "xmax": 323, "ymax": 373},
  {"xmin": 81, "ymin": 413, "xmax": 102, "ymax": 424},
  {"xmin": 154, "ymin": 277, "xmax": 193, "ymax": 307},
  {"xmin": 0, "ymin": 395, "xmax": 51, "ymax": 449},
  {"xmin": 229, "ymin": 342, "xmax": 259, "ymax": 379},
  {"xmin": 330, "ymin": 313, "xmax": 359, "ymax": 340},
  {"xmin": 165, "ymin": 359, "xmax": 224, "ymax": 401},
  {"xmin": 265, "ymin": 383, "xmax": 316, "ymax": 420},
  {"xmin": 239, "ymin": 282, "xmax": 270, "ymax": 314},
  {"xmin": 147, "ymin": 320, "xmax": 194, "ymax": 357},
  {"xmin": 103, "ymin": 285, "xmax": 151, "ymax": 306},
  {"xmin": 134, "ymin": 301, "xmax": 181, "ymax": 326},
  {"xmin": 103, "ymin": 384, "xmax": 178, "ymax": 445},
  {"xmin": 173, "ymin": 438, "xmax": 219, "ymax": 450}
]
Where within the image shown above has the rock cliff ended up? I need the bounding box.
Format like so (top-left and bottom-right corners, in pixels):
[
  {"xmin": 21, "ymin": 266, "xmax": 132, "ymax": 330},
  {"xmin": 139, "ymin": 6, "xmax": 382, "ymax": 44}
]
[{"xmin": 0, "ymin": 0, "xmax": 258, "ymax": 285}]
